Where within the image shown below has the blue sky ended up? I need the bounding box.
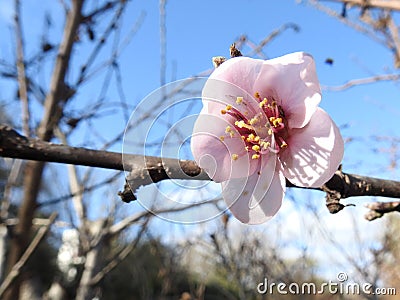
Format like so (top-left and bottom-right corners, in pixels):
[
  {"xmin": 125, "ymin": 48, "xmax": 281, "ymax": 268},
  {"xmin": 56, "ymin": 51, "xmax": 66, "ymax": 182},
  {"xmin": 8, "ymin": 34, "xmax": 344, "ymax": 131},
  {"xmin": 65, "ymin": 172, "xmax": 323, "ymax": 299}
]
[{"xmin": 1, "ymin": 0, "xmax": 399, "ymax": 283}]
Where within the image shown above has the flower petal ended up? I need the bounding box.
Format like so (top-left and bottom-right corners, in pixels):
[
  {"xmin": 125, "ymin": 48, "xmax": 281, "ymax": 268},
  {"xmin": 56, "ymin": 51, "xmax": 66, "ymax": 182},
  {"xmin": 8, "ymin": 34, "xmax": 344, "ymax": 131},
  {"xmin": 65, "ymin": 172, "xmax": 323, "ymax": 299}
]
[
  {"xmin": 279, "ymin": 107, "xmax": 344, "ymax": 187},
  {"xmin": 221, "ymin": 155, "xmax": 285, "ymax": 224},
  {"xmin": 253, "ymin": 52, "xmax": 321, "ymax": 128},
  {"xmin": 202, "ymin": 57, "xmax": 266, "ymax": 116},
  {"xmin": 191, "ymin": 112, "xmax": 259, "ymax": 182}
]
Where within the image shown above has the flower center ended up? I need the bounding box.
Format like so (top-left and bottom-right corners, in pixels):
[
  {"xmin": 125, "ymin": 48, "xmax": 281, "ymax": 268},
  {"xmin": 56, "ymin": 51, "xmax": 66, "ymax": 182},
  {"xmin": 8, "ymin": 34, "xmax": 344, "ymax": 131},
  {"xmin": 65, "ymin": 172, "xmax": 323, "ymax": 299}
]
[{"xmin": 220, "ymin": 92, "xmax": 288, "ymax": 161}]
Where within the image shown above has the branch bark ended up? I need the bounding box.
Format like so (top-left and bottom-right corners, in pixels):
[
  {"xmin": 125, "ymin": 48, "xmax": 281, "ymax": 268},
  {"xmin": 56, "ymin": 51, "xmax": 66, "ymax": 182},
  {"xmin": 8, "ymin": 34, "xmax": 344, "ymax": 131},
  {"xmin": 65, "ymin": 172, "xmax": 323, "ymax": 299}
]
[{"xmin": 1, "ymin": 125, "xmax": 400, "ymax": 215}]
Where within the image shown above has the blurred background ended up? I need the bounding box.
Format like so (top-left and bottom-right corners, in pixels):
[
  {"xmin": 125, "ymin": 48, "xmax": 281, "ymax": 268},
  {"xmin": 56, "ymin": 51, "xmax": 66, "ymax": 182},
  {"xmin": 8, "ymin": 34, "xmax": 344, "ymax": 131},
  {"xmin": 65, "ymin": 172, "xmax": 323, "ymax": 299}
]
[{"xmin": 0, "ymin": 0, "xmax": 399, "ymax": 299}]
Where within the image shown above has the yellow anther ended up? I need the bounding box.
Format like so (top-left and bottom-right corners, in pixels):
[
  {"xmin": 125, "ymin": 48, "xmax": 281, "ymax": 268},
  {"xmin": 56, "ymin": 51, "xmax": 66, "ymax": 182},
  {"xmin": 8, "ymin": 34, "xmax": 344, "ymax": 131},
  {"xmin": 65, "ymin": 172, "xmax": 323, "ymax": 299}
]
[
  {"xmin": 246, "ymin": 133, "xmax": 255, "ymax": 142},
  {"xmin": 219, "ymin": 136, "xmax": 225, "ymax": 141},
  {"xmin": 271, "ymin": 101, "xmax": 277, "ymax": 107},
  {"xmin": 249, "ymin": 117, "xmax": 259, "ymax": 125},
  {"xmin": 252, "ymin": 154, "xmax": 260, "ymax": 160},
  {"xmin": 235, "ymin": 120, "xmax": 245, "ymax": 128},
  {"xmin": 268, "ymin": 129, "xmax": 273, "ymax": 135},
  {"xmin": 280, "ymin": 142, "xmax": 288, "ymax": 148},
  {"xmin": 254, "ymin": 92, "xmax": 260, "ymax": 98},
  {"xmin": 235, "ymin": 120, "xmax": 253, "ymax": 130},
  {"xmin": 259, "ymin": 98, "xmax": 268, "ymax": 108},
  {"xmin": 221, "ymin": 109, "xmax": 227, "ymax": 115},
  {"xmin": 241, "ymin": 135, "xmax": 246, "ymax": 140},
  {"xmin": 270, "ymin": 117, "xmax": 282, "ymax": 127},
  {"xmin": 254, "ymin": 135, "xmax": 260, "ymax": 142},
  {"xmin": 252, "ymin": 145, "xmax": 260, "ymax": 152},
  {"xmin": 232, "ymin": 154, "xmax": 239, "ymax": 161},
  {"xmin": 245, "ymin": 146, "xmax": 249, "ymax": 151},
  {"xmin": 225, "ymin": 126, "xmax": 232, "ymax": 133},
  {"xmin": 226, "ymin": 105, "xmax": 232, "ymax": 111},
  {"xmin": 236, "ymin": 97, "xmax": 243, "ymax": 104},
  {"xmin": 229, "ymin": 132, "xmax": 235, "ymax": 138},
  {"xmin": 261, "ymin": 141, "xmax": 271, "ymax": 149}
]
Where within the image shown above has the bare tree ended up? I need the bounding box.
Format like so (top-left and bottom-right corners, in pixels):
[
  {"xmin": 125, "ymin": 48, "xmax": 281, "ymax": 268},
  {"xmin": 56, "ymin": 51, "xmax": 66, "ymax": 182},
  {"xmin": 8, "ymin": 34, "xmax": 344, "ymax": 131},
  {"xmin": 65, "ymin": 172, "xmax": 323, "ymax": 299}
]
[{"xmin": 1, "ymin": 1, "xmax": 400, "ymax": 299}]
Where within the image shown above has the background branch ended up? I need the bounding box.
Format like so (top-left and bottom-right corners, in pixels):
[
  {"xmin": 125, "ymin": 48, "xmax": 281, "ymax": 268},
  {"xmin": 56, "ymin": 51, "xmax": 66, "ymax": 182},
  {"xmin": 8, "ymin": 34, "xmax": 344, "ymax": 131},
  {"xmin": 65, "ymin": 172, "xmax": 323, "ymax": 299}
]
[
  {"xmin": 322, "ymin": 73, "xmax": 400, "ymax": 91},
  {"xmin": 4, "ymin": 1, "xmax": 85, "ymax": 298},
  {"xmin": 319, "ymin": 0, "xmax": 400, "ymax": 11},
  {"xmin": 14, "ymin": 0, "xmax": 30, "ymax": 137},
  {"xmin": 0, "ymin": 212, "xmax": 57, "ymax": 298}
]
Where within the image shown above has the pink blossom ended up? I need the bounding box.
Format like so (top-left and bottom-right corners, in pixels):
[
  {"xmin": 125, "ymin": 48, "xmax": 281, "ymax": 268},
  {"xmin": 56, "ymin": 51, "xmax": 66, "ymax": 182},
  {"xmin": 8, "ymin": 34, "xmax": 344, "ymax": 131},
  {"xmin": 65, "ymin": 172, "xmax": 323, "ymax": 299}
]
[{"xmin": 191, "ymin": 52, "xmax": 344, "ymax": 224}]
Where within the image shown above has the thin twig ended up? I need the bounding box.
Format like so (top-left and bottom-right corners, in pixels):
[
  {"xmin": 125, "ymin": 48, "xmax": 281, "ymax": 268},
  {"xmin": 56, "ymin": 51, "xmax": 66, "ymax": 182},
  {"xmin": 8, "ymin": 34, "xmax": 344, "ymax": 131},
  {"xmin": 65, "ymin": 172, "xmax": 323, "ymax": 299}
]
[
  {"xmin": 322, "ymin": 73, "xmax": 400, "ymax": 91},
  {"xmin": 55, "ymin": 128, "xmax": 87, "ymax": 223},
  {"xmin": 14, "ymin": 0, "xmax": 30, "ymax": 137},
  {"xmin": 89, "ymin": 219, "xmax": 149, "ymax": 286},
  {"xmin": 0, "ymin": 212, "xmax": 57, "ymax": 298},
  {"xmin": 386, "ymin": 14, "xmax": 400, "ymax": 67},
  {"xmin": 364, "ymin": 201, "xmax": 400, "ymax": 221},
  {"xmin": 159, "ymin": 0, "xmax": 167, "ymax": 86}
]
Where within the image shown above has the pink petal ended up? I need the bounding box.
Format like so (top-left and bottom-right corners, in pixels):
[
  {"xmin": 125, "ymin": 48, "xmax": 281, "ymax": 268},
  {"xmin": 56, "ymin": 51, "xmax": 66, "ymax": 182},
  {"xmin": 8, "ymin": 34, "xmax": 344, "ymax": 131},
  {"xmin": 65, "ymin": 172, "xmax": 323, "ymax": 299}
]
[
  {"xmin": 203, "ymin": 58, "xmax": 266, "ymax": 116},
  {"xmin": 191, "ymin": 112, "xmax": 259, "ymax": 182},
  {"xmin": 221, "ymin": 155, "xmax": 285, "ymax": 224},
  {"xmin": 279, "ymin": 107, "xmax": 344, "ymax": 188},
  {"xmin": 253, "ymin": 52, "xmax": 321, "ymax": 128},
  {"xmin": 208, "ymin": 57, "xmax": 263, "ymax": 98}
]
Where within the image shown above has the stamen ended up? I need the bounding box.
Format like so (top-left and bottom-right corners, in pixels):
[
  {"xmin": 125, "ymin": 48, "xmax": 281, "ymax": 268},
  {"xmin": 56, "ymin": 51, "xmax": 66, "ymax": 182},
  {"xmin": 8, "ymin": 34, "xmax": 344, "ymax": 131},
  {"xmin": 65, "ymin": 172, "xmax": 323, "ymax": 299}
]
[
  {"xmin": 236, "ymin": 97, "xmax": 243, "ymax": 104},
  {"xmin": 235, "ymin": 120, "xmax": 253, "ymax": 131},
  {"xmin": 272, "ymin": 117, "xmax": 282, "ymax": 127},
  {"xmin": 259, "ymin": 98, "xmax": 268, "ymax": 108},
  {"xmin": 249, "ymin": 116, "xmax": 260, "ymax": 125},
  {"xmin": 226, "ymin": 105, "xmax": 232, "ymax": 111},
  {"xmin": 279, "ymin": 137, "xmax": 288, "ymax": 148},
  {"xmin": 246, "ymin": 133, "xmax": 255, "ymax": 142},
  {"xmin": 219, "ymin": 136, "xmax": 225, "ymax": 141},
  {"xmin": 252, "ymin": 145, "xmax": 260, "ymax": 152},
  {"xmin": 252, "ymin": 154, "xmax": 260, "ymax": 160},
  {"xmin": 232, "ymin": 154, "xmax": 239, "ymax": 161},
  {"xmin": 221, "ymin": 109, "xmax": 227, "ymax": 115},
  {"xmin": 260, "ymin": 141, "xmax": 271, "ymax": 149}
]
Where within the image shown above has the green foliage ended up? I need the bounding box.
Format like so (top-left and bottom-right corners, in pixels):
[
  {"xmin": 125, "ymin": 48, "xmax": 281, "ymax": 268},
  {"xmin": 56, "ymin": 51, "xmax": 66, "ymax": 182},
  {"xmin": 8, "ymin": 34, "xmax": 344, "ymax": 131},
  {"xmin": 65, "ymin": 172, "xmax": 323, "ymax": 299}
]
[{"xmin": 101, "ymin": 238, "xmax": 192, "ymax": 300}]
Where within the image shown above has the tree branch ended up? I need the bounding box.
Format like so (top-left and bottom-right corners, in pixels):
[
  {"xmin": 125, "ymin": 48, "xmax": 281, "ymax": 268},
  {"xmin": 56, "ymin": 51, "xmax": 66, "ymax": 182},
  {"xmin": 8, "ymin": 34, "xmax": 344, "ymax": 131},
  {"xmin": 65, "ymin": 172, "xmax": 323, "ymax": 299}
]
[
  {"xmin": 319, "ymin": 0, "xmax": 400, "ymax": 11},
  {"xmin": 1, "ymin": 125, "xmax": 400, "ymax": 215},
  {"xmin": 0, "ymin": 212, "xmax": 57, "ymax": 298},
  {"xmin": 14, "ymin": 0, "xmax": 30, "ymax": 137},
  {"xmin": 322, "ymin": 74, "xmax": 400, "ymax": 91},
  {"xmin": 4, "ymin": 2, "xmax": 85, "ymax": 298},
  {"xmin": 364, "ymin": 201, "xmax": 400, "ymax": 221}
]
